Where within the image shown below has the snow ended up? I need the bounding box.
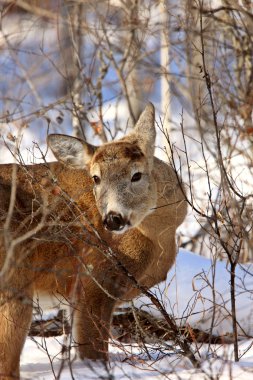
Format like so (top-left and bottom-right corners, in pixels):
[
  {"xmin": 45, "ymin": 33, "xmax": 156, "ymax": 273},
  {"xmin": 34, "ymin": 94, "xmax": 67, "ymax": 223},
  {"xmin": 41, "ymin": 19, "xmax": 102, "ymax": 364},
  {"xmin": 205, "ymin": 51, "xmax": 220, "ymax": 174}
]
[
  {"xmin": 20, "ymin": 249, "xmax": 253, "ymax": 379},
  {"xmin": 20, "ymin": 337, "xmax": 253, "ymax": 380},
  {"xmin": 0, "ymin": 124, "xmax": 55, "ymax": 164},
  {"xmin": 134, "ymin": 249, "xmax": 253, "ymax": 336}
]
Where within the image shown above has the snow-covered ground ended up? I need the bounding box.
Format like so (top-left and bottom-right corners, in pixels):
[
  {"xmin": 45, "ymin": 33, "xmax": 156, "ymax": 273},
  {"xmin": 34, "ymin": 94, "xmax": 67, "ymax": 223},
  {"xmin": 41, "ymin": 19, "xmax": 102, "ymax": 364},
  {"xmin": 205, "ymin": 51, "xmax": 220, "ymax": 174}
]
[
  {"xmin": 20, "ymin": 249, "xmax": 253, "ymax": 380},
  {"xmin": 21, "ymin": 337, "xmax": 253, "ymax": 380},
  {"xmin": 135, "ymin": 249, "xmax": 253, "ymax": 337}
]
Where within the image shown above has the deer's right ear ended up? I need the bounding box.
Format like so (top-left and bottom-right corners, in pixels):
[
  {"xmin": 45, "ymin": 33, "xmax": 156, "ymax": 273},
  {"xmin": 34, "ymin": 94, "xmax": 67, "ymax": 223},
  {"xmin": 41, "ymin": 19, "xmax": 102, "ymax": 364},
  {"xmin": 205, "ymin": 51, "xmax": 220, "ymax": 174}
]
[{"xmin": 47, "ymin": 134, "xmax": 97, "ymax": 169}]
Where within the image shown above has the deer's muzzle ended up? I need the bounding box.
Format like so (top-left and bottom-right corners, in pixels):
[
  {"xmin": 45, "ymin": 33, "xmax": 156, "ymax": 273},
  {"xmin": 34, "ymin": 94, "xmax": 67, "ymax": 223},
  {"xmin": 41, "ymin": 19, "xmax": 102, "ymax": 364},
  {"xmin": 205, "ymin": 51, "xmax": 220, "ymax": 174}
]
[{"xmin": 103, "ymin": 211, "xmax": 128, "ymax": 232}]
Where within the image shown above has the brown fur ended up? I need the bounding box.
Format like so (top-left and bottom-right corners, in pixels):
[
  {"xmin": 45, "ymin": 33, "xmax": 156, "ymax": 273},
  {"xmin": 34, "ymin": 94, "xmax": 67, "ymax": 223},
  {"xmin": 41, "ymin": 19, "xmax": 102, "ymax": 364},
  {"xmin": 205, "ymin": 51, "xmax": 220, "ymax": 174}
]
[{"xmin": 0, "ymin": 104, "xmax": 187, "ymax": 379}]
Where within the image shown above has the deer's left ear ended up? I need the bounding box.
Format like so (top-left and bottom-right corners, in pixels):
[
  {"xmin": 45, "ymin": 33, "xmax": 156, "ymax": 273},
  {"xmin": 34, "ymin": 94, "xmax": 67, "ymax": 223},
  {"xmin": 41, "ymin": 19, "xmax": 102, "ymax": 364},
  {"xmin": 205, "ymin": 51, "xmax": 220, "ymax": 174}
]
[
  {"xmin": 47, "ymin": 134, "xmax": 97, "ymax": 169},
  {"xmin": 131, "ymin": 102, "xmax": 156, "ymax": 158}
]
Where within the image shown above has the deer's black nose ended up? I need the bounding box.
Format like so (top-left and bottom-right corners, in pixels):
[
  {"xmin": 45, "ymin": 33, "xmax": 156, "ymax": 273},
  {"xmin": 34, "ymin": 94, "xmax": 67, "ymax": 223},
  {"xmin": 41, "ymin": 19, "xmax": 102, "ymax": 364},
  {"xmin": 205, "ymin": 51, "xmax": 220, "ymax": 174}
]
[{"xmin": 103, "ymin": 212, "xmax": 126, "ymax": 231}]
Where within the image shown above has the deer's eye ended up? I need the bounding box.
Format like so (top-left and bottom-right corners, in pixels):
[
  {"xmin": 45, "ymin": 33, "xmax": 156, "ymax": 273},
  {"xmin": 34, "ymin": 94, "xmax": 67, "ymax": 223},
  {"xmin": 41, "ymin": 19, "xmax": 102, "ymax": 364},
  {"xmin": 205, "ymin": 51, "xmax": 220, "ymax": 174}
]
[
  {"xmin": 92, "ymin": 175, "xmax": 101, "ymax": 185},
  {"xmin": 131, "ymin": 172, "xmax": 142, "ymax": 182}
]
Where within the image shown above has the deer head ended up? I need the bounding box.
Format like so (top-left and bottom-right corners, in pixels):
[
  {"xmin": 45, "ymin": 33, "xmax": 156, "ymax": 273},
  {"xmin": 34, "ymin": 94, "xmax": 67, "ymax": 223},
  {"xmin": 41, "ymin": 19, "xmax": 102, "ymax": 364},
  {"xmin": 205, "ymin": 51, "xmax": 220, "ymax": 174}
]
[{"xmin": 47, "ymin": 103, "xmax": 157, "ymax": 233}]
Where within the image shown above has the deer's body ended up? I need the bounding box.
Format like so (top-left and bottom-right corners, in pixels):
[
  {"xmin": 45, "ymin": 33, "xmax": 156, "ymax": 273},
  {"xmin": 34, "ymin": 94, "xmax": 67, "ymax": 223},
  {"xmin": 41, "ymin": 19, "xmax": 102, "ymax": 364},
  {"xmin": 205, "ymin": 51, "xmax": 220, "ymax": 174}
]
[{"xmin": 0, "ymin": 104, "xmax": 187, "ymax": 379}]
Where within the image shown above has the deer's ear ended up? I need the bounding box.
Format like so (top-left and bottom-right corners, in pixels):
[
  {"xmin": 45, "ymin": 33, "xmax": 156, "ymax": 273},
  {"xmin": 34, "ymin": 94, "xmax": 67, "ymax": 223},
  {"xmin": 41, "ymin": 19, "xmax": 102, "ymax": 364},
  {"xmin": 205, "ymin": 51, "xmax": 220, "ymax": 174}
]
[
  {"xmin": 132, "ymin": 102, "xmax": 156, "ymax": 156},
  {"xmin": 47, "ymin": 134, "xmax": 97, "ymax": 169}
]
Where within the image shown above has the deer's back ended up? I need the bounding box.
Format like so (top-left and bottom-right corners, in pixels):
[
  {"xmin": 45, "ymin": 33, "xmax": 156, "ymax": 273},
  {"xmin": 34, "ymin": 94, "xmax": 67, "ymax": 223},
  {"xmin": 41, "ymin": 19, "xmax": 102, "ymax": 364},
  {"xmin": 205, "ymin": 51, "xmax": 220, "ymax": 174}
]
[
  {"xmin": 0, "ymin": 163, "xmax": 102, "ymax": 290},
  {"xmin": 0, "ymin": 162, "xmax": 96, "ymax": 228}
]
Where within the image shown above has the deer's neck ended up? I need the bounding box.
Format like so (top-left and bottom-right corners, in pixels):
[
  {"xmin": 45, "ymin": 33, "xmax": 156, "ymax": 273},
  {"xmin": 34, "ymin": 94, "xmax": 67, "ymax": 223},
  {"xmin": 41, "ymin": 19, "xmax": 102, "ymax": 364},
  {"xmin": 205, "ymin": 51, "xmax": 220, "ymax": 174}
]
[
  {"xmin": 138, "ymin": 196, "xmax": 176, "ymax": 250},
  {"xmin": 137, "ymin": 158, "xmax": 186, "ymax": 250}
]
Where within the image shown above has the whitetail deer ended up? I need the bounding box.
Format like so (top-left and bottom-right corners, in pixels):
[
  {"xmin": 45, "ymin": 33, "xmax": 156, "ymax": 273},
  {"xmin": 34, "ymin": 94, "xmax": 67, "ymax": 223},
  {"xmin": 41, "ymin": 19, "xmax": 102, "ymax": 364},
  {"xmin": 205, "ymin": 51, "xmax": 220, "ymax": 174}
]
[{"xmin": 0, "ymin": 103, "xmax": 187, "ymax": 379}]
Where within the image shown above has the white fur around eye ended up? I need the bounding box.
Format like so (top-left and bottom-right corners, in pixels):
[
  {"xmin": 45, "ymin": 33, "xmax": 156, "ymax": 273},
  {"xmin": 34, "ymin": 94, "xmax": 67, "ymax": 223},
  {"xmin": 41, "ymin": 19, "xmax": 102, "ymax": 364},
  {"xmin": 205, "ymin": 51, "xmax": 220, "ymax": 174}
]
[{"xmin": 90, "ymin": 164, "xmax": 101, "ymax": 181}]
